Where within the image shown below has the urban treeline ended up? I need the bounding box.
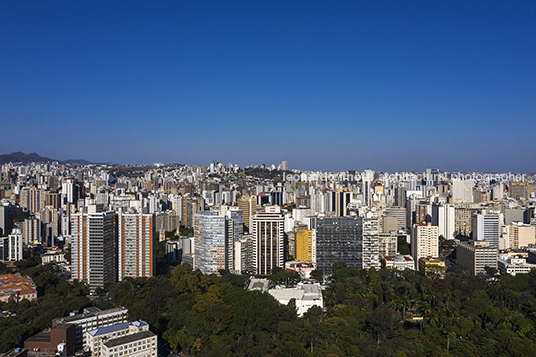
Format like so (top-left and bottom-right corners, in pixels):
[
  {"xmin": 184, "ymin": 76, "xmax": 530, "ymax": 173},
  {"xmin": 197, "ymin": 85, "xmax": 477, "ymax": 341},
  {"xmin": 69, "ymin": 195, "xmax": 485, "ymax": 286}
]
[{"xmin": 3, "ymin": 258, "xmax": 536, "ymax": 356}]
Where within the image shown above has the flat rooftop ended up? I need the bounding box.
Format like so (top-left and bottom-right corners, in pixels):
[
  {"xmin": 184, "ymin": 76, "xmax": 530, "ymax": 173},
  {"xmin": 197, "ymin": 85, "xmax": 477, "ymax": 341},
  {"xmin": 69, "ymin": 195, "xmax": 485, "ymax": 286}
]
[
  {"xmin": 103, "ymin": 331, "xmax": 156, "ymax": 348},
  {"xmin": 247, "ymin": 278, "xmax": 269, "ymax": 292},
  {"xmin": 88, "ymin": 323, "xmax": 129, "ymax": 337},
  {"xmin": 269, "ymin": 283, "xmax": 322, "ymax": 302},
  {"xmin": 52, "ymin": 307, "xmax": 127, "ymax": 324},
  {"xmin": 25, "ymin": 331, "xmax": 51, "ymax": 343}
]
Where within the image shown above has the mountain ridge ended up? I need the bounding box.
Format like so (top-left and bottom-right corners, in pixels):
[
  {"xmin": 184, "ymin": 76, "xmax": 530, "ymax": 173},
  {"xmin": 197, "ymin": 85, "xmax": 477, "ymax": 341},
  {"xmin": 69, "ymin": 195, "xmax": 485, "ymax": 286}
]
[{"xmin": 0, "ymin": 152, "xmax": 104, "ymax": 165}]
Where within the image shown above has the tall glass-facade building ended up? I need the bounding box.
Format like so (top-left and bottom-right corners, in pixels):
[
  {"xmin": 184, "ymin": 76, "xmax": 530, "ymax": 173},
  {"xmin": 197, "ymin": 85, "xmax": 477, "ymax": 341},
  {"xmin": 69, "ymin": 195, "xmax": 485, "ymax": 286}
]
[
  {"xmin": 312, "ymin": 217, "xmax": 363, "ymax": 275},
  {"xmin": 194, "ymin": 211, "xmax": 227, "ymax": 275}
]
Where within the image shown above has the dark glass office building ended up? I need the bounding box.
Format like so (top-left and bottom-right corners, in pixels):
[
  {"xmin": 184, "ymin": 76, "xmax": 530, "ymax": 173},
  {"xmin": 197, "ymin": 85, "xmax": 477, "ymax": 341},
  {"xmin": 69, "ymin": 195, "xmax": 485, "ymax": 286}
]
[{"xmin": 312, "ymin": 216, "xmax": 363, "ymax": 275}]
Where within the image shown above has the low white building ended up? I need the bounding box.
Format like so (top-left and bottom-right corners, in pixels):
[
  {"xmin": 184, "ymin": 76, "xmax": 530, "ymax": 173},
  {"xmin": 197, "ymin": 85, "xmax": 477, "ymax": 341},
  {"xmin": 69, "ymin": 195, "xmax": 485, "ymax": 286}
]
[
  {"xmin": 52, "ymin": 307, "xmax": 129, "ymax": 351},
  {"xmin": 268, "ymin": 283, "xmax": 323, "ymax": 317},
  {"xmin": 498, "ymin": 255, "xmax": 536, "ymax": 276},
  {"xmin": 42, "ymin": 249, "xmax": 67, "ymax": 265},
  {"xmin": 87, "ymin": 320, "xmax": 149, "ymax": 357},
  {"xmin": 381, "ymin": 254, "xmax": 415, "ymax": 270},
  {"xmin": 101, "ymin": 330, "xmax": 157, "ymax": 357}
]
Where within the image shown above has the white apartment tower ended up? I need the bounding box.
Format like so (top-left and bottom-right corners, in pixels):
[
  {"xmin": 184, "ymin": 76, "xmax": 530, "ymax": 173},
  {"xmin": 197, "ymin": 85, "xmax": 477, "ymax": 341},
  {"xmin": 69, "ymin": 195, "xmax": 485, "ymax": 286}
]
[
  {"xmin": 7, "ymin": 228, "xmax": 23, "ymax": 261},
  {"xmin": 452, "ymin": 179, "xmax": 473, "ymax": 203},
  {"xmin": 432, "ymin": 203, "xmax": 456, "ymax": 240},
  {"xmin": 362, "ymin": 218, "xmax": 380, "ymax": 269},
  {"xmin": 411, "ymin": 222, "xmax": 439, "ymax": 268},
  {"xmin": 62, "ymin": 179, "xmax": 75, "ymax": 204},
  {"xmin": 362, "ymin": 169, "xmax": 375, "ymax": 207},
  {"xmin": 117, "ymin": 213, "xmax": 156, "ymax": 281},
  {"xmin": 472, "ymin": 210, "xmax": 500, "ymax": 249},
  {"xmin": 194, "ymin": 211, "xmax": 227, "ymax": 275}
]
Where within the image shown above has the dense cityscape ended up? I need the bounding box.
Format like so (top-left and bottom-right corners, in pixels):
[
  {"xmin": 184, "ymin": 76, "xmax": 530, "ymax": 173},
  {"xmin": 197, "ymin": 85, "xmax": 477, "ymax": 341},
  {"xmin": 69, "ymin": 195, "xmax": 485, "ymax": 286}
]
[{"xmin": 0, "ymin": 154, "xmax": 536, "ymax": 356}]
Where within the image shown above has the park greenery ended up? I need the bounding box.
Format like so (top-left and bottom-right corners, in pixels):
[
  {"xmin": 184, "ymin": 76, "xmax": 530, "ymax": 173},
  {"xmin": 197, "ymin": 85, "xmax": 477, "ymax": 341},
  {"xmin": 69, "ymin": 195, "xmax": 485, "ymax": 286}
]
[
  {"xmin": 3, "ymin": 258, "xmax": 536, "ymax": 356},
  {"xmin": 0, "ymin": 261, "xmax": 92, "ymax": 352}
]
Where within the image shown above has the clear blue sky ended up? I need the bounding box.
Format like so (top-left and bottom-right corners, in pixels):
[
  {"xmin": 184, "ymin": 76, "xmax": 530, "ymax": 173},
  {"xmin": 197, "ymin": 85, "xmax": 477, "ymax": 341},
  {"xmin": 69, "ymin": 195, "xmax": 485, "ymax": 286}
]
[{"xmin": 1, "ymin": 1, "xmax": 535, "ymax": 172}]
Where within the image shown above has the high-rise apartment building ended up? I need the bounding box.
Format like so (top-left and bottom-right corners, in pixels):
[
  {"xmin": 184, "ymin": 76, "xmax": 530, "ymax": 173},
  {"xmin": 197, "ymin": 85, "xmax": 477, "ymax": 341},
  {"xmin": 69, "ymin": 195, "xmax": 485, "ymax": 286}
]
[
  {"xmin": 0, "ymin": 203, "xmax": 25, "ymax": 236},
  {"xmin": 117, "ymin": 213, "xmax": 156, "ymax": 281},
  {"xmin": 504, "ymin": 208, "xmax": 526, "ymax": 226},
  {"xmin": 182, "ymin": 196, "xmax": 204, "ymax": 228},
  {"xmin": 155, "ymin": 211, "xmax": 179, "ymax": 234},
  {"xmin": 252, "ymin": 206, "xmax": 284, "ymax": 275},
  {"xmin": 452, "ymin": 179, "xmax": 473, "ymax": 203},
  {"xmin": 23, "ymin": 217, "xmax": 42, "ymax": 245},
  {"xmin": 394, "ymin": 187, "xmax": 407, "ymax": 208},
  {"xmin": 234, "ymin": 236, "xmax": 250, "ymax": 273},
  {"xmin": 454, "ymin": 203, "xmax": 479, "ymax": 237},
  {"xmin": 7, "ymin": 228, "xmax": 23, "ymax": 261},
  {"xmin": 335, "ymin": 189, "xmax": 353, "ymax": 217},
  {"xmin": 415, "ymin": 204, "xmax": 431, "ymax": 224},
  {"xmin": 361, "ymin": 169, "xmax": 375, "ymax": 207},
  {"xmin": 411, "ymin": 222, "xmax": 439, "ymax": 268},
  {"xmin": 223, "ymin": 207, "xmax": 243, "ymax": 270},
  {"xmin": 238, "ymin": 195, "xmax": 257, "ymax": 232},
  {"xmin": 492, "ymin": 183, "xmax": 504, "ymax": 201},
  {"xmin": 19, "ymin": 187, "xmax": 46, "ymax": 214},
  {"xmin": 194, "ymin": 211, "xmax": 227, "ymax": 275},
  {"xmin": 45, "ymin": 192, "xmax": 61, "ymax": 209},
  {"xmin": 296, "ymin": 229, "xmax": 315, "ymax": 263},
  {"xmin": 509, "ymin": 182, "xmax": 532, "ymax": 200},
  {"xmin": 62, "ymin": 179, "xmax": 83, "ymax": 206},
  {"xmin": 378, "ymin": 232, "xmax": 397, "ymax": 258},
  {"xmin": 71, "ymin": 209, "xmax": 118, "ymax": 290},
  {"xmin": 432, "ymin": 203, "xmax": 456, "ymax": 240},
  {"xmin": 382, "ymin": 207, "xmax": 407, "ymax": 231},
  {"xmin": 472, "ymin": 210, "xmax": 500, "ymax": 249},
  {"xmin": 362, "ymin": 218, "xmax": 380, "ymax": 269},
  {"xmin": 379, "ymin": 215, "xmax": 397, "ymax": 234},
  {"xmin": 426, "ymin": 168, "xmax": 439, "ymax": 186}
]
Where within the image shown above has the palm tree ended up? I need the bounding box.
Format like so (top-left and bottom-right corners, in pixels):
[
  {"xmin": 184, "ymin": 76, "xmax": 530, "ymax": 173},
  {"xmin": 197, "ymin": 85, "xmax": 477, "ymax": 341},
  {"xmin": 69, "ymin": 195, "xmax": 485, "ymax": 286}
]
[
  {"xmin": 418, "ymin": 301, "xmax": 432, "ymax": 325},
  {"xmin": 400, "ymin": 295, "xmax": 411, "ymax": 322},
  {"xmin": 442, "ymin": 321, "xmax": 457, "ymax": 352}
]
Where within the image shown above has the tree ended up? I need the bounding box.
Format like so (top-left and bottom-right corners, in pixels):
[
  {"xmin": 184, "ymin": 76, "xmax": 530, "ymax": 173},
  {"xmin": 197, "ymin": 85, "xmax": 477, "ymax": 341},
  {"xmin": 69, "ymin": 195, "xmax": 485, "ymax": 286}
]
[
  {"xmin": 367, "ymin": 306, "xmax": 394, "ymax": 347},
  {"xmin": 71, "ymin": 280, "xmax": 90, "ymax": 296},
  {"xmin": 303, "ymin": 305, "xmax": 323, "ymax": 353},
  {"xmin": 332, "ymin": 261, "xmax": 347, "ymax": 271},
  {"xmin": 0, "ymin": 262, "xmax": 11, "ymax": 274},
  {"xmin": 398, "ymin": 236, "xmax": 411, "ymax": 255},
  {"xmin": 94, "ymin": 286, "xmax": 104, "ymax": 297},
  {"xmin": 156, "ymin": 240, "xmax": 166, "ymax": 261},
  {"xmin": 485, "ymin": 266, "xmax": 498, "ymax": 276},
  {"xmin": 310, "ymin": 269, "xmax": 324, "ymax": 281},
  {"xmin": 165, "ymin": 230, "xmax": 175, "ymax": 238},
  {"xmin": 331, "ymin": 261, "xmax": 350, "ymax": 279},
  {"xmin": 64, "ymin": 246, "xmax": 71, "ymax": 262}
]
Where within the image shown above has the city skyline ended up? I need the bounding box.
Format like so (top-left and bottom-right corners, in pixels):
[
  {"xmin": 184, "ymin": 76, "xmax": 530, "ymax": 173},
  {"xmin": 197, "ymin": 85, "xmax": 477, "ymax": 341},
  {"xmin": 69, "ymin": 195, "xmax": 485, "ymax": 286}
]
[{"xmin": 1, "ymin": 1, "xmax": 535, "ymax": 172}]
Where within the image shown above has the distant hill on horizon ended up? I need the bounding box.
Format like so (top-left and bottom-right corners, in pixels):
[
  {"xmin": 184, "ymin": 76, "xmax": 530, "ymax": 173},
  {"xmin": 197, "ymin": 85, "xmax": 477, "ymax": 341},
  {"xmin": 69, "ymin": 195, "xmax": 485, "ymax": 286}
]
[{"xmin": 0, "ymin": 151, "xmax": 101, "ymax": 165}]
